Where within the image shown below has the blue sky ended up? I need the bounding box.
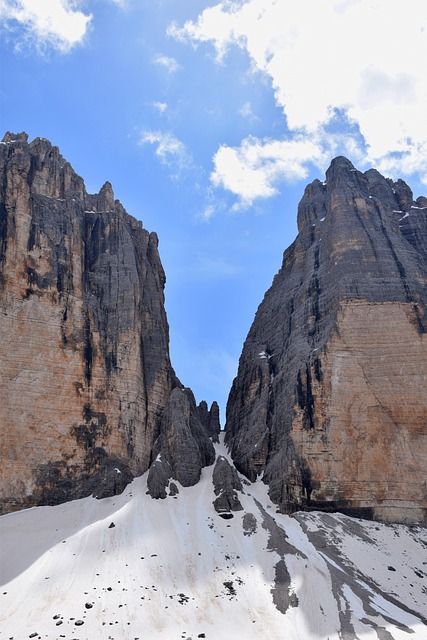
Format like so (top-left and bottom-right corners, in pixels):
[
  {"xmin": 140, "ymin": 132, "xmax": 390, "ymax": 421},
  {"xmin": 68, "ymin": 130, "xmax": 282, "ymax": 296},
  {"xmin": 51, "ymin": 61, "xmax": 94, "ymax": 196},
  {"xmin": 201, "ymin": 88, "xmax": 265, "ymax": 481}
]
[{"xmin": 1, "ymin": 0, "xmax": 426, "ymax": 423}]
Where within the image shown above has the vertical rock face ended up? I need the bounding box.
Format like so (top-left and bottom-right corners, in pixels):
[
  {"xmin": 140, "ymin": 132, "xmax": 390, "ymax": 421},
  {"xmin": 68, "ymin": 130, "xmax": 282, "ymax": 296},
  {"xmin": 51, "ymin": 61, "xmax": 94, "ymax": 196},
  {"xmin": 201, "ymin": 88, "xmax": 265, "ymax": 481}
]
[
  {"xmin": 196, "ymin": 400, "xmax": 221, "ymax": 443},
  {"xmin": 225, "ymin": 157, "xmax": 427, "ymax": 524},
  {"xmin": 0, "ymin": 132, "xmax": 215, "ymax": 513}
]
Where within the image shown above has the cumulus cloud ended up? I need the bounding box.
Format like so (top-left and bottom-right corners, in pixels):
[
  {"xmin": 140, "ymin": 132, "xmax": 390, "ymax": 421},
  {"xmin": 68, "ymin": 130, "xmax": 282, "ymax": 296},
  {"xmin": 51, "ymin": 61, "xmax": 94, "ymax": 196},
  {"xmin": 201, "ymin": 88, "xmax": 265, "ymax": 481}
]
[
  {"xmin": 152, "ymin": 53, "xmax": 181, "ymax": 73},
  {"xmin": 139, "ymin": 130, "xmax": 192, "ymax": 176},
  {"xmin": 211, "ymin": 135, "xmax": 326, "ymax": 208},
  {"xmin": 0, "ymin": 0, "xmax": 92, "ymax": 53},
  {"xmin": 172, "ymin": 0, "xmax": 427, "ymax": 202}
]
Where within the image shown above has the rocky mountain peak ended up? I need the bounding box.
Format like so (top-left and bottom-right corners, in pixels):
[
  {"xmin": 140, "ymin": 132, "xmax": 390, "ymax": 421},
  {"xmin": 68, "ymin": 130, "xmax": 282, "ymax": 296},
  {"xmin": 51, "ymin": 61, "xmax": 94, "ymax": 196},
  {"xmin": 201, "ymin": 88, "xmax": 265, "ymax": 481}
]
[
  {"xmin": 97, "ymin": 180, "xmax": 116, "ymax": 211},
  {"xmin": 0, "ymin": 133, "xmax": 218, "ymax": 513},
  {"xmin": 326, "ymin": 154, "xmax": 355, "ymax": 176},
  {"xmin": 226, "ymin": 158, "xmax": 427, "ymax": 524},
  {"xmin": 2, "ymin": 131, "xmax": 29, "ymax": 143}
]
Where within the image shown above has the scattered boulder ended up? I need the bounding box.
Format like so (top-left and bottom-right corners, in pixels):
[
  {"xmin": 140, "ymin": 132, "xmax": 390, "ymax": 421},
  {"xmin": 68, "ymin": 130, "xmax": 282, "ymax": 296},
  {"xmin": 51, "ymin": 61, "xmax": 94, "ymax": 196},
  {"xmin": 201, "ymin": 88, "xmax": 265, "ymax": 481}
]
[
  {"xmin": 242, "ymin": 512, "xmax": 257, "ymax": 536},
  {"xmin": 169, "ymin": 482, "xmax": 179, "ymax": 497}
]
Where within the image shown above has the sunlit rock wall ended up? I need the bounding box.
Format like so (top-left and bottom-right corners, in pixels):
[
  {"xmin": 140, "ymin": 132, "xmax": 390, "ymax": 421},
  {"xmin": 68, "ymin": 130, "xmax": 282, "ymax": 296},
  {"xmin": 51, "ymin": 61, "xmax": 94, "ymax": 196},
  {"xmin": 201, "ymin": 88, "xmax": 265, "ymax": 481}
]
[
  {"xmin": 0, "ymin": 132, "xmax": 215, "ymax": 513},
  {"xmin": 225, "ymin": 157, "xmax": 427, "ymax": 523}
]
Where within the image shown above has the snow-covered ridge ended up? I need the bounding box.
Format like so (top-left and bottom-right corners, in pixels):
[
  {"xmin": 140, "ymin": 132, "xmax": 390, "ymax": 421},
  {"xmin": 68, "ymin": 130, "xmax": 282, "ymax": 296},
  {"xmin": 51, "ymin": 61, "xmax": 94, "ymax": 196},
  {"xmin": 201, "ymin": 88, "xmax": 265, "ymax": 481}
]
[{"xmin": 1, "ymin": 439, "xmax": 426, "ymax": 639}]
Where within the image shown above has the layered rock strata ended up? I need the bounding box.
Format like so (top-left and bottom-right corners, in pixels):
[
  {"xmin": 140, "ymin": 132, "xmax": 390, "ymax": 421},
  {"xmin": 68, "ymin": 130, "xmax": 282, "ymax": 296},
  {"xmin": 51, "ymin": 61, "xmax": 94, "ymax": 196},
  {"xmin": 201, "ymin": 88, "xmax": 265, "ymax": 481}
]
[
  {"xmin": 225, "ymin": 157, "xmax": 427, "ymax": 523},
  {"xmin": 0, "ymin": 132, "xmax": 216, "ymax": 513}
]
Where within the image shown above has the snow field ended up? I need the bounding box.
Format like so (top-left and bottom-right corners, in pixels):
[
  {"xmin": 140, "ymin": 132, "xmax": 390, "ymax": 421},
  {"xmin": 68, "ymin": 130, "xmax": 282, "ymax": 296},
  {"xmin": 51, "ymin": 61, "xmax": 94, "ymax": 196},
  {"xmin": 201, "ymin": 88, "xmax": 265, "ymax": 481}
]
[{"xmin": 1, "ymin": 438, "xmax": 426, "ymax": 639}]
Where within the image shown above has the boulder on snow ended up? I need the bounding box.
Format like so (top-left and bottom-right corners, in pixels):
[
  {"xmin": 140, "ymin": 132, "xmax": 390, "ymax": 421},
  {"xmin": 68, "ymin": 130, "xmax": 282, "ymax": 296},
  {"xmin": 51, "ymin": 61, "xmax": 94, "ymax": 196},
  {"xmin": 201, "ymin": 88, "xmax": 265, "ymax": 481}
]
[
  {"xmin": 212, "ymin": 456, "xmax": 244, "ymax": 514},
  {"xmin": 147, "ymin": 457, "xmax": 173, "ymax": 499},
  {"xmin": 169, "ymin": 482, "xmax": 179, "ymax": 497}
]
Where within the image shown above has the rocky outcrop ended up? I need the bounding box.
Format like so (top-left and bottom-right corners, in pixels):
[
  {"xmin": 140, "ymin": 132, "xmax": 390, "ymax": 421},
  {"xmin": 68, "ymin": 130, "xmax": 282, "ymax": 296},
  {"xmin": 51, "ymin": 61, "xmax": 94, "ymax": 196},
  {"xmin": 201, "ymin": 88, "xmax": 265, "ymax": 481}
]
[
  {"xmin": 197, "ymin": 400, "xmax": 221, "ymax": 443},
  {"xmin": 212, "ymin": 456, "xmax": 244, "ymax": 515},
  {"xmin": 147, "ymin": 456, "xmax": 174, "ymax": 500},
  {"xmin": 0, "ymin": 132, "xmax": 215, "ymax": 513},
  {"xmin": 148, "ymin": 387, "xmax": 215, "ymax": 493},
  {"xmin": 225, "ymin": 157, "xmax": 427, "ymax": 524}
]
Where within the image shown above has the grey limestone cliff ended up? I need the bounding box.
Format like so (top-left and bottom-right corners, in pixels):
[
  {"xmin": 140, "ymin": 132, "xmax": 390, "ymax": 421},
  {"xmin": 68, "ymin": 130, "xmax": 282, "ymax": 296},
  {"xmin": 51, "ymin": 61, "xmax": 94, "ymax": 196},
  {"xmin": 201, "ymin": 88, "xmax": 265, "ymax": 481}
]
[
  {"xmin": 0, "ymin": 132, "xmax": 216, "ymax": 513},
  {"xmin": 225, "ymin": 157, "xmax": 427, "ymax": 523}
]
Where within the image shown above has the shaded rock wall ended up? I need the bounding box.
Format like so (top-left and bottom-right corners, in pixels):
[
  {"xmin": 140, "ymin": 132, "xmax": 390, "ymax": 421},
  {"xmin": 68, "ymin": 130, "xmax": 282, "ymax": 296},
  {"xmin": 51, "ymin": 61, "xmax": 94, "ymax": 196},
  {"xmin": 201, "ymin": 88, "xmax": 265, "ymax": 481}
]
[
  {"xmin": 0, "ymin": 132, "xmax": 215, "ymax": 513},
  {"xmin": 225, "ymin": 157, "xmax": 427, "ymax": 523}
]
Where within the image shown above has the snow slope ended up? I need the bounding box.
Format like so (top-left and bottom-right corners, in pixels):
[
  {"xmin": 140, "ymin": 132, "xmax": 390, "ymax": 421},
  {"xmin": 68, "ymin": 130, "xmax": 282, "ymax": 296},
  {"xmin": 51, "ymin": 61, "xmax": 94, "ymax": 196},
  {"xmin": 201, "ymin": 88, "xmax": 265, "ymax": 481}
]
[{"xmin": 1, "ymin": 437, "xmax": 426, "ymax": 640}]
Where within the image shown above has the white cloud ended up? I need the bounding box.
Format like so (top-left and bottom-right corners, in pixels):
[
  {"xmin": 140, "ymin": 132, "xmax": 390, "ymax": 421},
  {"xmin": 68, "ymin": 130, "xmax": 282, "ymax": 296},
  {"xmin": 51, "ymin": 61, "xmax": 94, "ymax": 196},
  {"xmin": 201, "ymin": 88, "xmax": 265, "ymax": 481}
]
[
  {"xmin": 0, "ymin": 0, "xmax": 92, "ymax": 53},
  {"xmin": 152, "ymin": 53, "xmax": 181, "ymax": 74},
  {"xmin": 200, "ymin": 204, "xmax": 216, "ymax": 220},
  {"xmin": 211, "ymin": 134, "xmax": 326, "ymax": 208},
  {"xmin": 139, "ymin": 130, "xmax": 192, "ymax": 175},
  {"xmin": 152, "ymin": 101, "xmax": 168, "ymax": 114},
  {"xmin": 239, "ymin": 101, "xmax": 258, "ymax": 121},
  {"xmin": 172, "ymin": 0, "xmax": 427, "ymax": 201}
]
